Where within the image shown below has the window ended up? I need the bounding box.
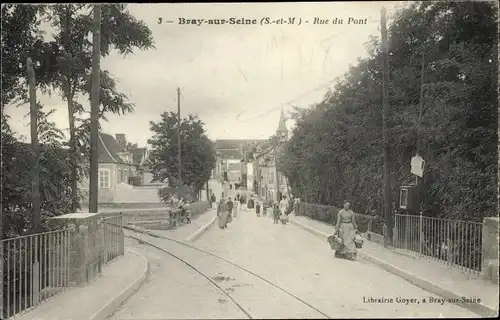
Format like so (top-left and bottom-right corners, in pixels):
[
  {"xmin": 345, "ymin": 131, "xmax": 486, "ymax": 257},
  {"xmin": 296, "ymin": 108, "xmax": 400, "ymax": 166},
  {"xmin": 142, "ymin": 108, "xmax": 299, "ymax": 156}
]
[
  {"xmin": 99, "ymin": 169, "xmax": 111, "ymax": 189},
  {"xmin": 400, "ymin": 188, "xmax": 408, "ymax": 209},
  {"xmin": 228, "ymin": 162, "xmax": 240, "ymax": 171},
  {"xmin": 268, "ymin": 172, "xmax": 274, "ymax": 184},
  {"xmin": 119, "ymin": 169, "xmax": 123, "ymax": 183}
]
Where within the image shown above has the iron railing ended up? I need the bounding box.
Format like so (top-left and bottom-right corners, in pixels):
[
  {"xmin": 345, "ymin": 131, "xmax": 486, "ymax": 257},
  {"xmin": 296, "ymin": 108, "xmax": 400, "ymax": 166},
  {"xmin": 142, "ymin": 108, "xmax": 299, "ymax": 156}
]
[
  {"xmin": 102, "ymin": 215, "xmax": 124, "ymax": 264},
  {"xmin": 1, "ymin": 214, "xmax": 125, "ymax": 319},
  {"xmin": 394, "ymin": 214, "xmax": 483, "ymax": 276},
  {"xmin": 1, "ymin": 229, "xmax": 71, "ymax": 319}
]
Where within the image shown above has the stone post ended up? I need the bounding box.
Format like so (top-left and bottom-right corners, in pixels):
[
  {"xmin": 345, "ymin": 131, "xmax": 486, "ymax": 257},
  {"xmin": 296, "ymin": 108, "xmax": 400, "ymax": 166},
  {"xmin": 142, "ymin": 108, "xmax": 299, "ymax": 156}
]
[
  {"xmin": 482, "ymin": 217, "xmax": 499, "ymax": 283},
  {"xmin": 49, "ymin": 212, "xmax": 103, "ymax": 286}
]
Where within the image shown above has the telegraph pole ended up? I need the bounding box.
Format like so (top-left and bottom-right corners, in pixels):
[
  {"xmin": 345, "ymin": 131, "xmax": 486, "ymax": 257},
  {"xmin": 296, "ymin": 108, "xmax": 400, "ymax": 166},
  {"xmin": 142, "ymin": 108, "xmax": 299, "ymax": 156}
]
[
  {"xmin": 89, "ymin": 4, "xmax": 101, "ymax": 213},
  {"xmin": 177, "ymin": 87, "xmax": 183, "ymax": 186},
  {"xmin": 416, "ymin": 52, "xmax": 425, "ymax": 165},
  {"xmin": 27, "ymin": 58, "xmax": 40, "ymax": 232},
  {"xmin": 381, "ymin": 7, "xmax": 393, "ymax": 246}
]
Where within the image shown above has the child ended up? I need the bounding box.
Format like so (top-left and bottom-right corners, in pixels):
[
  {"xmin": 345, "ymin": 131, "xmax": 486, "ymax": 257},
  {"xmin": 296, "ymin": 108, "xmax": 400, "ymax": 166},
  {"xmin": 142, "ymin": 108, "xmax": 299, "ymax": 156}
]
[
  {"xmin": 256, "ymin": 201, "xmax": 261, "ymax": 217},
  {"xmin": 262, "ymin": 202, "xmax": 268, "ymax": 217},
  {"xmin": 183, "ymin": 200, "xmax": 192, "ymax": 224},
  {"xmin": 272, "ymin": 203, "xmax": 280, "ymax": 224},
  {"xmin": 280, "ymin": 209, "xmax": 288, "ymax": 224}
]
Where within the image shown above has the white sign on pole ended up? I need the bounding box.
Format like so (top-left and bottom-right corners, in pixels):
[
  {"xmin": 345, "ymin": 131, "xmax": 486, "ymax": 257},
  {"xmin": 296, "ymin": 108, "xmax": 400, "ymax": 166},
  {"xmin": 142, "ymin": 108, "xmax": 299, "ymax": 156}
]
[{"xmin": 410, "ymin": 154, "xmax": 425, "ymax": 177}]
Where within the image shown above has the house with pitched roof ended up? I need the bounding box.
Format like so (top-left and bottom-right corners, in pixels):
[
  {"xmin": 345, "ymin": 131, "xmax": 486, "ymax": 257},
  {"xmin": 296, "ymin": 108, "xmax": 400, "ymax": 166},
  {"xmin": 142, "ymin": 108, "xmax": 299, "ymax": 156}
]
[{"xmin": 79, "ymin": 133, "xmax": 156, "ymax": 204}]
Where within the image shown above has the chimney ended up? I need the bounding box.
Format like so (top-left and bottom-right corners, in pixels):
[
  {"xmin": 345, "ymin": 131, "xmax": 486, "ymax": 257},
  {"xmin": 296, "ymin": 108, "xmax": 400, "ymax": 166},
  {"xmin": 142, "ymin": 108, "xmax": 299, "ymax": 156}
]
[{"xmin": 115, "ymin": 134, "xmax": 127, "ymax": 150}]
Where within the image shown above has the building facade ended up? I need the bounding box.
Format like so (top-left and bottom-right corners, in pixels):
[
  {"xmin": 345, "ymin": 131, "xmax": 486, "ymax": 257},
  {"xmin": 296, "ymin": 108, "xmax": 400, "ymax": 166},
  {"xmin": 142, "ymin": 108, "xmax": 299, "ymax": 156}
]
[
  {"xmin": 253, "ymin": 108, "xmax": 290, "ymax": 202},
  {"xmin": 79, "ymin": 133, "xmax": 153, "ymax": 204},
  {"xmin": 246, "ymin": 162, "xmax": 254, "ymax": 190},
  {"xmin": 214, "ymin": 139, "xmax": 266, "ymax": 188}
]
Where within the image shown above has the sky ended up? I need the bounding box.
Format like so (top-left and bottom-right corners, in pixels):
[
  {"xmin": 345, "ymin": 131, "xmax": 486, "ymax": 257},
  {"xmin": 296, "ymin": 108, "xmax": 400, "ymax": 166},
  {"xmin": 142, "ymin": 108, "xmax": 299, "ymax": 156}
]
[{"xmin": 5, "ymin": 2, "xmax": 405, "ymax": 148}]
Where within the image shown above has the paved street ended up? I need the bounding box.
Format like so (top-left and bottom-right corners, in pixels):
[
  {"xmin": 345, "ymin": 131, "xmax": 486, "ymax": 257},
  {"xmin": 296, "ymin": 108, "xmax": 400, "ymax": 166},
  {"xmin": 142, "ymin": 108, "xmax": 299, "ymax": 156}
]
[{"xmin": 110, "ymin": 204, "xmax": 477, "ymax": 319}]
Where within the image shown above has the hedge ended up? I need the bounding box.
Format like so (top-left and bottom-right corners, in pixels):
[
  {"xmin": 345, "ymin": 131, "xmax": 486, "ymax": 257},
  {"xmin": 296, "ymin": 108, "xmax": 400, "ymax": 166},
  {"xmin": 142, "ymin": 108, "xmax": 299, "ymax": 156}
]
[{"xmin": 297, "ymin": 202, "xmax": 381, "ymax": 234}]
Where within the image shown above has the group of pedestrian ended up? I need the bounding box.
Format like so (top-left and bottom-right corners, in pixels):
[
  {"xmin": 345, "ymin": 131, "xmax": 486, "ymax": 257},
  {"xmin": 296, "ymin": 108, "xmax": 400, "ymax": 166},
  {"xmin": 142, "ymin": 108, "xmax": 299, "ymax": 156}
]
[
  {"xmin": 174, "ymin": 196, "xmax": 191, "ymax": 224},
  {"xmin": 252, "ymin": 196, "xmax": 293, "ymax": 224},
  {"xmin": 216, "ymin": 191, "xmax": 252, "ymax": 229}
]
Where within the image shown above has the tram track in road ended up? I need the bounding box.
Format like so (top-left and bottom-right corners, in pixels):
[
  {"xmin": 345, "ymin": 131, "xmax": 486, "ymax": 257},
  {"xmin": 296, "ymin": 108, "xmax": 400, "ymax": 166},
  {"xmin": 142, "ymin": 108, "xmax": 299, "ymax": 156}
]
[{"xmin": 123, "ymin": 225, "xmax": 333, "ymax": 319}]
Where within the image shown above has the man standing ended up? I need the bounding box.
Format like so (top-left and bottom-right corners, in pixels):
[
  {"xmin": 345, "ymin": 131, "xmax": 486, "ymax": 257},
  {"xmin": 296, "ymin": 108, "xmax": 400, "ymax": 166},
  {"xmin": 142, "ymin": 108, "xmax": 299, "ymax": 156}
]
[
  {"xmin": 227, "ymin": 197, "xmax": 234, "ymax": 220},
  {"xmin": 239, "ymin": 194, "xmax": 246, "ymax": 212},
  {"xmin": 211, "ymin": 193, "xmax": 216, "ymax": 209}
]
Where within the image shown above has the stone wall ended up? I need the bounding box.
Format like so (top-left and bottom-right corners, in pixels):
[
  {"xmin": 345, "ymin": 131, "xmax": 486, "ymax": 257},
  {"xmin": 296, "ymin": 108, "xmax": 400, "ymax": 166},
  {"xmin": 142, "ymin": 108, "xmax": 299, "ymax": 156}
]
[{"xmin": 482, "ymin": 217, "xmax": 499, "ymax": 283}]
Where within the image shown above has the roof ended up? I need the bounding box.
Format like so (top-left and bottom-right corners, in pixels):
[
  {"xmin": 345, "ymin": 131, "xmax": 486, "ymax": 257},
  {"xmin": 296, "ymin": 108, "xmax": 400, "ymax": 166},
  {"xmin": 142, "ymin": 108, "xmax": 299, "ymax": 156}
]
[
  {"xmin": 99, "ymin": 133, "xmax": 129, "ymax": 164},
  {"xmin": 217, "ymin": 149, "xmax": 242, "ymax": 159},
  {"xmin": 277, "ymin": 107, "xmax": 287, "ymax": 133},
  {"xmin": 214, "ymin": 139, "xmax": 267, "ymax": 150},
  {"xmin": 128, "ymin": 147, "xmax": 147, "ymax": 165}
]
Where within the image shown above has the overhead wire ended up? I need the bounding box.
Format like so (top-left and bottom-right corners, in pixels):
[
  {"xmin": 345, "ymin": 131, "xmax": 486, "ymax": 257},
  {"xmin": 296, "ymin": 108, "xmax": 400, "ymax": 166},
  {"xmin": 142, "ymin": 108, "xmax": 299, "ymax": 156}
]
[
  {"xmin": 234, "ymin": 12, "xmax": 397, "ymax": 124},
  {"xmin": 235, "ymin": 30, "xmax": 351, "ymax": 123}
]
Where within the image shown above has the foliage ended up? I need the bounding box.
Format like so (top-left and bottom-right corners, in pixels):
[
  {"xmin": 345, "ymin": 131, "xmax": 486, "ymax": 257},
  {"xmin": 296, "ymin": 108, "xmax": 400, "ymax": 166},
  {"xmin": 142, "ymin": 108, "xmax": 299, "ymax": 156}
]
[
  {"xmin": 279, "ymin": 1, "xmax": 498, "ymax": 222},
  {"xmin": 148, "ymin": 112, "xmax": 216, "ymax": 194},
  {"xmin": 157, "ymin": 187, "xmax": 173, "ymax": 204},
  {"xmin": 1, "ymin": 110, "xmax": 72, "ymax": 238},
  {"xmin": 128, "ymin": 176, "xmax": 142, "ymax": 186},
  {"xmin": 1, "ymin": 4, "xmax": 48, "ymax": 107},
  {"xmin": 1, "ymin": 4, "xmax": 155, "ymax": 211}
]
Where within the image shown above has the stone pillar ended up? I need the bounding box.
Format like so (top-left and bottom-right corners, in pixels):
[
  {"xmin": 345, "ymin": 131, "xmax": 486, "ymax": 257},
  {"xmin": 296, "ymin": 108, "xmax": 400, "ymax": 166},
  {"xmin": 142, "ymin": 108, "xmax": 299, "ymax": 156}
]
[
  {"xmin": 49, "ymin": 212, "xmax": 103, "ymax": 286},
  {"xmin": 482, "ymin": 217, "xmax": 499, "ymax": 283},
  {"xmin": 69, "ymin": 224, "xmax": 88, "ymax": 286}
]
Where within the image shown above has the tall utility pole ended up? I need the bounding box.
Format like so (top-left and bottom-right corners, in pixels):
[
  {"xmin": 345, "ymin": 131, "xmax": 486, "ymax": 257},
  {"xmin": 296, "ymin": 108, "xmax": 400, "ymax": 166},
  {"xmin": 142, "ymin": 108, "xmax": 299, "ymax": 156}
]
[
  {"xmin": 27, "ymin": 58, "xmax": 40, "ymax": 231},
  {"xmin": 89, "ymin": 4, "xmax": 102, "ymax": 213},
  {"xmin": 381, "ymin": 7, "xmax": 393, "ymax": 247},
  {"xmin": 416, "ymin": 52, "xmax": 425, "ymax": 162},
  {"xmin": 177, "ymin": 87, "xmax": 183, "ymax": 186},
  {"xmin": 415, "ymin": 51, "xmax": 425, "ymax": 197}
]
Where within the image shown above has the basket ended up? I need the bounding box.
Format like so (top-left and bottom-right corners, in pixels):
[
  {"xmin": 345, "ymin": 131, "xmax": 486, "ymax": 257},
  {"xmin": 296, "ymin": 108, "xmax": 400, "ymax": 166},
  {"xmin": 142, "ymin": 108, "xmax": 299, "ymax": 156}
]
[
  {"xmin": 354, "ymin": 233, "xmax": 364, "ymax": 249},
  {"xmin": 327, "ymin": 234, "xmax": 343, "ymax": 251}
]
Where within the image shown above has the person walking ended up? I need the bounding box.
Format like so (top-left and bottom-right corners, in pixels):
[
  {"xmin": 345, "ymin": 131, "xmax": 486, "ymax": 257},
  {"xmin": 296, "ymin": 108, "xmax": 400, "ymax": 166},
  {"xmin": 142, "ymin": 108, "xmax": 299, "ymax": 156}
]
[
  {"xmin": 293, "ymin": 197, "xmax": 301, "ymax": 215},
  {"xmin": 256, "ymin": 201, "xmax": 261, "ymax": 217},
  {"xmin": 262, "ymin": 201, "xmax": 268, "ymax": 217},
  {"xmin": 333, "ymin": 201, "xmax": 359, "ymax": 260},
  {"xmin": 217, "ymin": 196, "xmax": 229, "ymax": 229},
  {"xmin": 279, "ymin": 196, "xmax": 289, "ymax": 223},
  {"xmin": 247, "ymin": 196, "xmax": 255, "ymax": 210},
  {"xmin": 279, "ymin": 196, "xmax": 288, "ymax": 216},
  {"xmin": 239, "ymin": 194, "xmax": 246, "ymax": 212},
  {"xmin": 227, "ymin": 197, "xmax": 234, "ymax": 221},
  {"xmin": 210, "ymin": 193, "xmax": 216, "ymax": 209},
  {"xmin": 272, "ymin": 203, "xmax": 280, "ymax": 224},
  {"xmin": 183, "ymin": 200, "xmax": 192, "ymax": 224}
]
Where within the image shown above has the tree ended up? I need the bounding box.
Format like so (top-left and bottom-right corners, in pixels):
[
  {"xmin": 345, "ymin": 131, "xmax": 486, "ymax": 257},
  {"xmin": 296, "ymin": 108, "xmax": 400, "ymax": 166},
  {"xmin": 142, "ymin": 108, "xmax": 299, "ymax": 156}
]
[
  {"xmin": 1, "ymin": 4, "xmax": 48, "ymax": 107},
  {"xmin": 2, "ymin": 107, "xmax": 72, "ymax": 238},
  {"xmin": 36, "ymin": 4, "xmax": 155, "ymax": 211},
  {"xmin": 279, "ymin": 1, "xmax": 497, "ymax": 222},
  {"xmin": 148, "ymin": 112, "xmax": 216, "ymax": 195}
]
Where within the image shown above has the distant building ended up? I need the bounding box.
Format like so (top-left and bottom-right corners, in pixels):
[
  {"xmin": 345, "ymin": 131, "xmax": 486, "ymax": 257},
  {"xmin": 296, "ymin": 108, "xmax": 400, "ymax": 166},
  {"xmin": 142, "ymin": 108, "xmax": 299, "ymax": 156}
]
[
  {"xmin": 253, "ymin": 108, "xmax": 289, "ymax": 202},
  {"xmin": 214, "ymin": 139, "xmax": 266, "ymax": 188},
  {"xmin": 79, "ymin": 133, "xmax": 154, "ymax": 204}
]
